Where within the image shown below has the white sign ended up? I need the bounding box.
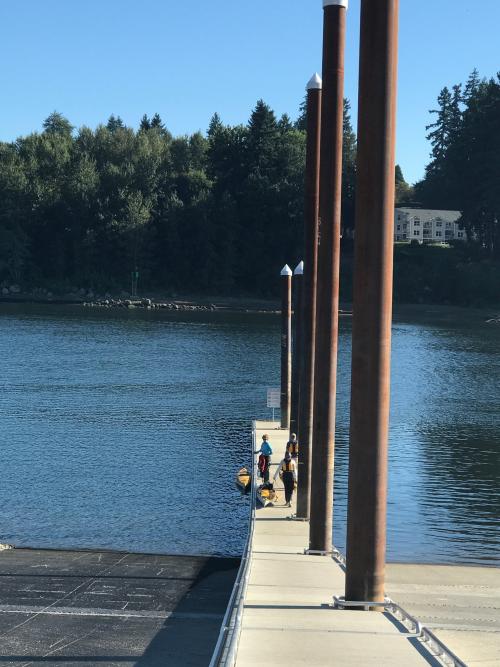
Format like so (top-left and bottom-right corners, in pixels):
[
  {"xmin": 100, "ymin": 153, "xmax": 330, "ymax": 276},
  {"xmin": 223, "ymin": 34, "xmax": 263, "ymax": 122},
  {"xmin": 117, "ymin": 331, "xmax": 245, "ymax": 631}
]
[{"xmin": 267, "ymin": 388, "xmax": 280, "ymax": 409}]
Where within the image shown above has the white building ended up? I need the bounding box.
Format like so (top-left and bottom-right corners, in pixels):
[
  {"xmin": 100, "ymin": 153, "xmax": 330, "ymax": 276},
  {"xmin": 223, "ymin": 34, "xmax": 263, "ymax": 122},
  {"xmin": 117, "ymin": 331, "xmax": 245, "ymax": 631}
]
[{"xmin": 394, "ymin": 208, "xmax": 467, "ymax": 244}]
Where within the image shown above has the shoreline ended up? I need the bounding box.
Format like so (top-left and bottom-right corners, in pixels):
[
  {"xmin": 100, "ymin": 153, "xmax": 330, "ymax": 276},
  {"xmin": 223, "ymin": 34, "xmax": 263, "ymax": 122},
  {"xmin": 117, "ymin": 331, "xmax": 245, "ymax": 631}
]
[
  {"xmin": 0, "ymin": 294, "xmax": 498, "ymax": 321},
  {"xmin": 0, "ymin": 293, "xmax": 282, "ymax": 313}
]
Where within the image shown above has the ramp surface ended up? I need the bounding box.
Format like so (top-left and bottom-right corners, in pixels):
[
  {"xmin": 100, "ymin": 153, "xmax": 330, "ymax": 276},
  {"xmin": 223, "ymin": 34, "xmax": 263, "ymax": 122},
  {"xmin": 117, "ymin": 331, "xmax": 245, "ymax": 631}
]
[
  {"xmin": 387, "ymin": 563, "xmax": 500, "ymax": 667},
  {"xmin": 0, "ymin": 548, "xmax": 239, "ymax": 666}
]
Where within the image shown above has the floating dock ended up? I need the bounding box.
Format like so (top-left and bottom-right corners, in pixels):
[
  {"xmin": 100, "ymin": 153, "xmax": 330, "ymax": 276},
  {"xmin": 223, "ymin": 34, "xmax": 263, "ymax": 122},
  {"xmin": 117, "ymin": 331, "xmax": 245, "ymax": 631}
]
[{"xmin": 211, "ymin": 421, "xmax": 500, "ymax": 667}]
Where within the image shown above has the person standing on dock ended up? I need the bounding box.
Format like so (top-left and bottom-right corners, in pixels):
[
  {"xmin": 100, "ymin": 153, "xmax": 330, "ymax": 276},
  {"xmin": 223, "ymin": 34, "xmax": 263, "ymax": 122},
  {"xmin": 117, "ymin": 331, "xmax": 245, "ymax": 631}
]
[
  {"xmin": 286, "ymin": 433, "xmax": 299, "ymax": 460},
  {"xmin": 256, "ymin": 434, "xmax": 273, "ymax": 484},
  {"xmin": 274, "ymin": 451, "xmax": 297, "ymax": 507}
]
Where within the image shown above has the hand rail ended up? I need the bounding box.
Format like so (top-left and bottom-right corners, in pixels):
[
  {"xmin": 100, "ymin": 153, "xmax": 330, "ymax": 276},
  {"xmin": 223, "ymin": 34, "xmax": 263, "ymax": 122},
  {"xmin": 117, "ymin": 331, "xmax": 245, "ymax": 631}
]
[{"xmin": 209, "ymin": 421, "xmax": 257, "ymax": 667}]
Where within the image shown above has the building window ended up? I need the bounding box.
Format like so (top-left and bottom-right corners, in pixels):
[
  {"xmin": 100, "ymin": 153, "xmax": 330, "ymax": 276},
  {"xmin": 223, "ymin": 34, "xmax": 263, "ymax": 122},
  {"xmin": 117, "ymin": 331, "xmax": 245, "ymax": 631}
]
[
  {"xmin": 458, "ymin": 231, "xmax": 464, "ymax": 238},
  {"xmin": 424, "ymin": 221, "xmax": 431, "ymax": 228},
  {"xmin": 446, "ymin": 222, "xmax": 452, "ymax": 228},
  {"xmin": 414, "ymin": 218, "xmax": 420, "ymax": 225},
  {"xmin": 436, "ymin": 231, "xmax": 442, "ymax": 237},
  {"xmin": 423, "ymin": 230, "xmax": 430, "ymax": 236},
  {"xmin": 436, "ymin": 221, "xmax": 442, "ymax": 227},
  {"xmin": 414, "ymin": 230, "xmax": 420, "ymax": 236},
  {"xmin": 403, "ymin": 234, "xmax": 407, "ymax": 239},
  {"xmin": 397, "ymin": 225, "xmax": 401, "ymax": 231}
]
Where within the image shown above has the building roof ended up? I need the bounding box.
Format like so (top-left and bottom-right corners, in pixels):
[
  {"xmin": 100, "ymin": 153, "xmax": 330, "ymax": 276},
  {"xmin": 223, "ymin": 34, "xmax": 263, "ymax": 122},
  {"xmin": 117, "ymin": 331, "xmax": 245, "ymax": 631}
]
[{"xmin": 396, "ymin": 208, "xmax": 461, "ymax": 222}]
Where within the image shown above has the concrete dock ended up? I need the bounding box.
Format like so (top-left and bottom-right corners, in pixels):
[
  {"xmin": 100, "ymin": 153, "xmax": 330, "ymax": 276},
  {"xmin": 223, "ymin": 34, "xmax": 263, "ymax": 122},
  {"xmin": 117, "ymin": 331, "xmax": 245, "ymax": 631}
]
[
  {"xmin": 231, "ymin": 421, "xmax": 500, "ymax": 667},
  {"xmin": 234, "ymin": 422, "xmax": 437, "ymax": 666},
  {"xmin": 0, "ymin": 548, "xmax": 239, "ymax": 666}
]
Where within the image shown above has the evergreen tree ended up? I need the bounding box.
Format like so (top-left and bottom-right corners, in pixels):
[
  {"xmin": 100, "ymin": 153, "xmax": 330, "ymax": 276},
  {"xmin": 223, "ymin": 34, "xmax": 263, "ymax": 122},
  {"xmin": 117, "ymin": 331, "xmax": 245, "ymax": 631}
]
[
  {"xmin": 140, "ymin": 114, "xmax": 151, "ymax": 131},
  {"xmin": 395, "ymin": 164, "xmax": 414, "ymax": 204},
  {"xmin": 150, "ymin": 113, "xmax": 164, "ymax": 129},
  {"xmin": 341, "ymin": 99, "xmax": 357, "ymax": 235},
  {"xmin": 107, "ymin": 115, "xmax": 124, "ymax": 132},
  {"xmin": 42, "ymin": 111, "xmax": 73, "ymax": 136}
]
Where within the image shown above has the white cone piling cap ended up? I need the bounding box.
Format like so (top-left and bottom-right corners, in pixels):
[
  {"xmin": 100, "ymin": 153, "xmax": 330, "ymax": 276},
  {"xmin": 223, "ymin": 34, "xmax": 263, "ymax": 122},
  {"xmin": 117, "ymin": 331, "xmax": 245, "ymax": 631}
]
[
  {"xmin": 323, "ymin": 0, "xmax": 348, "ymax": 8},
  {"xmin": 294, "ymin": 261, "xmax": 304, "ymax": 276},
  {"xmin": 280, "ymin": 264, "xmax": 292, "ymax": 277},
  {"xmin": 307, "ymin": 73, "xmax": 322, "ymax": 91}
]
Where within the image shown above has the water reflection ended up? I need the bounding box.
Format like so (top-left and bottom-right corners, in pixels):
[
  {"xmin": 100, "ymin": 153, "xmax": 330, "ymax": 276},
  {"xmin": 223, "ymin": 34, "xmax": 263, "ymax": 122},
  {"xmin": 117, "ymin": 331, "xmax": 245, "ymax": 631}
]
[
  {"xmin": 333, "ymin": 312, "xmax": 500, "ymax": 565},
  {"xmin": 0, "ymin": 303, "xmax": 498, "ymax": 564}
]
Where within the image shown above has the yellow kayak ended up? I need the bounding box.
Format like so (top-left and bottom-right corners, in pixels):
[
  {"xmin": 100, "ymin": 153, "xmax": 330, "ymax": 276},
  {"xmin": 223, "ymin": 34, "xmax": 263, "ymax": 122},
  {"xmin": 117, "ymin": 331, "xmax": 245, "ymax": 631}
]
[
  {"xmin": 236, "ymin": 467, "xmax": 251, "ymax": 492},
  {"xmin": 256, "ymin": 485, "xmax": 279, "ymax": 507}
]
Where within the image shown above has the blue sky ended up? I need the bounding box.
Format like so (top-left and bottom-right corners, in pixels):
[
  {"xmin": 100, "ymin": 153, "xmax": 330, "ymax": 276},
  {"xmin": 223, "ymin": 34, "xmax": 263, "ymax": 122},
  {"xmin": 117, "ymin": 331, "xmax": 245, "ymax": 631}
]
[{"xmin": 1, "ymin": 1, "xmax": 498, "ymax": 184}]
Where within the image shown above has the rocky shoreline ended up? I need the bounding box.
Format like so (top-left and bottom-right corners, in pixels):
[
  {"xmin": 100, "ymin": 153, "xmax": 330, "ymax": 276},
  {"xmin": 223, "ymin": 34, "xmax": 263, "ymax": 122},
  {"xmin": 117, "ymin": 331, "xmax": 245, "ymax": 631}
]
[
  {"xmin": 84, "ymin": 297, "xmax": 218, "ymax": 311},
  {"xmin": 0, "ymin": 284, "xmax": 280, "ymax": 313}
]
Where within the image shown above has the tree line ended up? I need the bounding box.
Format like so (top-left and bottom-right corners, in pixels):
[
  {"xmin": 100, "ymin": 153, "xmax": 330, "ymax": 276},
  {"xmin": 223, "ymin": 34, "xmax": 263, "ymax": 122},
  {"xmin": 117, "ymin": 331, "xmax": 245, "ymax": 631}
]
[
  {"xmin": 1, "ymin": 72, "xmax": 498, "ymax": 301},
  {"xmin": 415, "ymin": 70, "xmax": 500, "ymax": 257},
  {"xmin": 0, "ymin": 102, "xmax": 356, "ymax": 295}
]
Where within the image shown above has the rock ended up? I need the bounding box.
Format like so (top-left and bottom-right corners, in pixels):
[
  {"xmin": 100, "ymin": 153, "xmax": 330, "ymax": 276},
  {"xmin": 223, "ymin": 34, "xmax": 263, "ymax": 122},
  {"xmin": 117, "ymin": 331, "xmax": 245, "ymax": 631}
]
[
  {"xmin": 2, "ymin": 287, "xmax": 9, "ymax": 295},
  {"xmin": 9, "ymin": 285, "xmax": 21, "ymax": 293},
  {"xmin": 142, "ymin": 298, "xmax": 152, "ymax": 307},
  {"xmin": 127, "ymin": 303, "xmax": 136, "ymax": 309}
]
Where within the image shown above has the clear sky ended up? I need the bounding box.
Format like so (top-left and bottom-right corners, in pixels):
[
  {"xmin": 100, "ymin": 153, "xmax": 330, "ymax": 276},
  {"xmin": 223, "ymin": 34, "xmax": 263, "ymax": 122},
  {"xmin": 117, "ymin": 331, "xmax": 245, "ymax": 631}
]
[{"xmin": 1, "ymin": 1, "xmax": 498, "ymax": 184}]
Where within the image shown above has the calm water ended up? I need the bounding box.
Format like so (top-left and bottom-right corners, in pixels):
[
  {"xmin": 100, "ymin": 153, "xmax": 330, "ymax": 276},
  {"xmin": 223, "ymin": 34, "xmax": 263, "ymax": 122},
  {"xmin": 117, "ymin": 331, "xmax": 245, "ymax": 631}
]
[{"xmin": 0, "ymin": 304, "xmax": 499, "ymax": 565}]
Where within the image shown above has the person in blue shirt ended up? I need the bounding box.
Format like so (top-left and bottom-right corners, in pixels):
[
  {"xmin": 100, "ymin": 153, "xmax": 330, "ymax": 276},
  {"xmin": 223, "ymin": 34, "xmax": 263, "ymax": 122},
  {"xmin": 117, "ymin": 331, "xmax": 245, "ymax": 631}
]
[{"xmin": 255, "ymin": 434, "xmax": 273, "ymax": 483}]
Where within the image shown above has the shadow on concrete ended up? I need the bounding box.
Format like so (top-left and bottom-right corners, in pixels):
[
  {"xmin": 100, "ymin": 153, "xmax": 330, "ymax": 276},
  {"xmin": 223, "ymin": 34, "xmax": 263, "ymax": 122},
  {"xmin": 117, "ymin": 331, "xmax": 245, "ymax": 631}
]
[
  {"xmin": 135, "ymin": 557, "xmax": 239, "ymax": 667},
  {"xmin": 382, "ymin": 612, "xmax": 443, "ymax": 667}
]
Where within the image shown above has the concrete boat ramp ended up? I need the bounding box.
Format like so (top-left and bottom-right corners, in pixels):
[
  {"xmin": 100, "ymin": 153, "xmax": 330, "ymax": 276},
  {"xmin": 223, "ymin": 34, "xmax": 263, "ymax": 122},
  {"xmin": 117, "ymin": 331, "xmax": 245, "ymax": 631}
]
[
  {"xmin": 0, "ymin": 548, "xmax": 238, "ymax": 666},
  {"xmin": 210, "ymin": 421, "xmax": 500, "ymax": 667}
]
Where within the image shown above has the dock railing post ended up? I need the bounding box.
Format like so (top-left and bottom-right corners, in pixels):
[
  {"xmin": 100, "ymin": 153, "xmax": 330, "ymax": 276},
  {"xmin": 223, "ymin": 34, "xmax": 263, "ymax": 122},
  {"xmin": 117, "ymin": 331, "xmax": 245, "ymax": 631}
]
[
  {"xmin": 289, "ymin": 261, "xmax": 304, "ymax": 441},
  {"xmin": 296, "ymin": 74, "xmax": 322, "ymax": 520},
  {"xmin": 345, "ymin": 0, "xmax": 399, "ymax": 603},
  {"xmin": 280, "ymin": 265, "xmax": 292, "ymax": 430},
  {"xmin": 309, "ymin": 0, "xmax": 347, "ymax": 552}
]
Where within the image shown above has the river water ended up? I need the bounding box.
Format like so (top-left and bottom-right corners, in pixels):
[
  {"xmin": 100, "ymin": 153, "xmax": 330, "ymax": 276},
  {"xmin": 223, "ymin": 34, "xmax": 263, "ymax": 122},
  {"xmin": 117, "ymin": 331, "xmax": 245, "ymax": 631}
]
[{"xmin": 0, "ymin": 304, "xmax": 499, "ymax": 565}]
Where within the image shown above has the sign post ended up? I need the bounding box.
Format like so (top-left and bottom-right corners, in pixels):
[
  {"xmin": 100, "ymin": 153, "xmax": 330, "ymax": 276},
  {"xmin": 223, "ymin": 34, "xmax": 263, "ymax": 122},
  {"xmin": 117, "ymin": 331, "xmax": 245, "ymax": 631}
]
[{"xmin": 267, "ymin": 388, "xmax": 280, "ymax": 422}]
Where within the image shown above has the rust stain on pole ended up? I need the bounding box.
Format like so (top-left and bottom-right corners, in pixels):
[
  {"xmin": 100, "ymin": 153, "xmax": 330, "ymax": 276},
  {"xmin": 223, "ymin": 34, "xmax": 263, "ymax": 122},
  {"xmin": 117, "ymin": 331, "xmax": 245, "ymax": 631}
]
[
  {"xmin": 280, "ymin": 265, "xmax": 292, "ymax": 430},
  {"xmin": 289, "ymin": 262, "xmax": 304, "ymax": 440},
  {"xmin": 309, "ymin": 1, "xmax": 347, "ymax": 552},
  {"xmin": 296, "ymin": 77, "xmax": 322, "ymax": 520},
  {"xmin": 345, "ymin": 0, "xmax": 399, "ymax": 603}
]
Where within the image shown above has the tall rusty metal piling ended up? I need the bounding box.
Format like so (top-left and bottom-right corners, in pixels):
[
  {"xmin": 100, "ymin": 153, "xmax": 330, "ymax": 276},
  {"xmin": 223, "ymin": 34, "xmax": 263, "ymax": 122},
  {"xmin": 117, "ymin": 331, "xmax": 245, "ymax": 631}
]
[
  {"xmin": 345, "ymin": 0, "xmax": 399, "ymax": 602},
  {"xmin": 289, "ymin": 261, "xmax": 304, "ymax": 441},
  {"xmin": 296, "ymin": 74, "xmax": 322, "ymax": 520},
  {"xmin": 309, "ymin": 0, "xmax": 347, "ymax": 552},
  {"xmin": 280, "ymin": 265, "xmax": 292, "ymax": 430}
]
